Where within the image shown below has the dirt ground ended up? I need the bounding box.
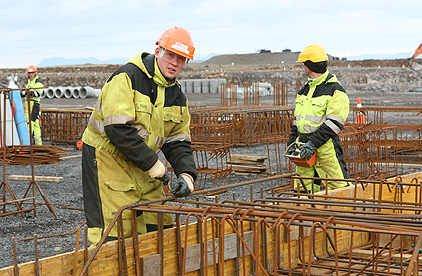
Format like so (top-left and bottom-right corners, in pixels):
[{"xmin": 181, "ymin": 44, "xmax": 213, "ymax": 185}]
[{"xmin": 0, "ymin": 64, "xmax": 421, "ymax": 269}]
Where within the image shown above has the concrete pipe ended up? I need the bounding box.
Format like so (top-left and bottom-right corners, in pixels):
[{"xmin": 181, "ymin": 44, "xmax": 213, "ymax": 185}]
[
  {"xmin": 79, "ymin": 86, "xmax": 99, "ymax": 99},
  {"xmin": 40, "ymin": 88, "xmax": 47, "ymax": 98},
  {"xmin": 54, "ymin": 87, "xmax": 65, "ymax": 98},
  {"xmin": 72, "ymin": 86, "xmax": 81, "ymax": 98},
  {"xmin": 46, "ymin": 87, "xmax": 55, "ymax": 98},
  {"xmin": 64, "ymin": 87, "xmax": 73, "ymax": 99}
]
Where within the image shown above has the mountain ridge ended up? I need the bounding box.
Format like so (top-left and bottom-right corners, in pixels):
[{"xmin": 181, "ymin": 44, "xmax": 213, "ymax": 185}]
[{"xmin": 37, "ymin": 52, "xmax": 417, "ymax": 67}]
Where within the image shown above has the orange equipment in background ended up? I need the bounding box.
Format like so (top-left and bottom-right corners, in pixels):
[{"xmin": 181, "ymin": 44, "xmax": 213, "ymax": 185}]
[{"xmin": 355, "ymin": 97, "xmax": 366, "ymax": 124}]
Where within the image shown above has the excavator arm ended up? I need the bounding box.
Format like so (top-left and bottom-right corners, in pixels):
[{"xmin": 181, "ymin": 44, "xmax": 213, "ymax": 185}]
[
  {"xmin": 409, "ymin": 43, "xmax": 422, "ymax": 70},
  {"xmin": 411, "ymin": 42, "xmax": 422, "ymax": 60}
]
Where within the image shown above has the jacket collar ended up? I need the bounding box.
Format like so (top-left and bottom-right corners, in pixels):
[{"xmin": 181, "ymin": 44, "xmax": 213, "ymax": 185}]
[{"xmin": 128, "ymin": 52, "xmax": 175, "ymax": 88}]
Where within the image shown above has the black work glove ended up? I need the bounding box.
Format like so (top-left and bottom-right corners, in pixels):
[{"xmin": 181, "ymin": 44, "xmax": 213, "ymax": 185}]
[
  {"xmin": 20, "ymin": 90, "xmax": 26, "ymax": 97},
  {"xmin": 300, "ymin": 140, "xmax": 317, "ymax": 160},
  {"xmin": 171, "ymin": 173, "xmax": 194, "ymax": 197},
  {"xmin": 155, "ymin": 167, "xmax": 170, "ymax": 186}
]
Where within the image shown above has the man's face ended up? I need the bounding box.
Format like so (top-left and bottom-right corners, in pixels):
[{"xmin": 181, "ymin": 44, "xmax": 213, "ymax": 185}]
[
  {"xmin": 28, "ymin": 72, "xmax": 36, "ymax": 81},
  {"xmin": 303, "ymin": 64, "xmax": 312, "ymax": 77},
  {"xmin": 155, "ymin": 47, "xmax": 186, "ymax": 79}
]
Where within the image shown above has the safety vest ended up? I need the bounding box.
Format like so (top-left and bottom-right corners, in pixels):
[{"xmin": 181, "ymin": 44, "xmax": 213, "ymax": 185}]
[
  {"xmin": 293, "ymin": 70, "xmax": 349, "ymax": 135},
  {"xmin": 25, "ymin": 76, "xmax": 43, "ymax": 103}
]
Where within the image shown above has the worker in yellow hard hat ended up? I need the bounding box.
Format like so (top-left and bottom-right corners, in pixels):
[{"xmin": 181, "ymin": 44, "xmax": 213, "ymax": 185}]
[
  {"xmin": 81, "ymin": 26, "xmax": 197, "ymax": 246},
  {"xmin": 23, "ymin": 65, "xmax": 43, "ymax": 145},
  {"xmin": 286, "ymin": 44, "xmax": 350, "ymax": 193}
]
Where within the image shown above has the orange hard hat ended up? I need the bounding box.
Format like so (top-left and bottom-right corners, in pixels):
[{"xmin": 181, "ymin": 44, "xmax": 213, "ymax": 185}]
[
  {"xmin": 156, "ymin": 26, "xmax": 195, "ymax": 60},
  {"xmin": 26, "ymin": 65, "xmax": 38, "ymax": 73}
]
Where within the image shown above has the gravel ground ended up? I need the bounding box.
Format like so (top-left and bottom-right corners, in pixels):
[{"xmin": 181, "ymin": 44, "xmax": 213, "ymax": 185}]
[{"xmin": 0, "ymin": 89, "xmax": 421, "ymax": 269}]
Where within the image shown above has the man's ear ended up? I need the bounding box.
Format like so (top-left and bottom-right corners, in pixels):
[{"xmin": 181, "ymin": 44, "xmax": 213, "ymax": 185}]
[{"xmin": 154, "ymin": 47, "xmax": 160, "ymax": 58}]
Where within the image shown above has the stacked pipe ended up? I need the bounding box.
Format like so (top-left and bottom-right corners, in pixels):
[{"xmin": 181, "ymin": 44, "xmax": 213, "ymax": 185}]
[{"xmin": 42, "ymin": 86, "xmax": 101, "ymax": 99}]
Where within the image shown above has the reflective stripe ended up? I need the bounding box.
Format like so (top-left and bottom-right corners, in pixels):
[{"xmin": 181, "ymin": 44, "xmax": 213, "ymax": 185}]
[
  {"xmin": 326, "ymin": 120, "xmax": 341, "ymax": 134},
  {"xmin": 303, "ymin": 125, "xmax": 318, "ymax": 132},
  {"xmin": 164, "ymin": 133, "xmax": 191, "ymax": 145},
  {"xmin": 104, "ymin": 115, "xmax": 134, "ymax": 126},
  {"xmin": 134, "ymin": 125, "xmax": 150, "ymax": 141},
  {"xmin": 326, "ymin": 115, "xmax": 345, "ymax": 125},
  {"xmin": 33, "ymin": 90, "xmax": 41, "ymax": 97},
  {"xmin": 305, "ymin": 115, "xmax": 326, "ymax": 123},
  {"xmin": 95, "ymin": 100, "xmax": 102, "ymax": 113},
  {"xmin": 154, "ymin": 136, "xmax": 165, "ymax": 147},
  {"xmin": 295, "ymin": 115, "xmax": 301, "ymax": 121},
  {"xmin": 89, "ymin": 116, "xmax": 105, "ymax": 133}
]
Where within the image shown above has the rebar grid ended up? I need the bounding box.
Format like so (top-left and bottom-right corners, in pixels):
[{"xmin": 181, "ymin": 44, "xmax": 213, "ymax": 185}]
[
  {"xmin": 190, "ymin": 105, "xmax": 294, "ymax": 146},
  {"xmin": 70, "ymin": 173, "xmax": 422, "ymax": 276},
  {"xmin": 189, "ymin": 144, "xmax": 232, "ymax": 193},
  {"xmin": 41, "ymin": 108, "xmax": 91, "ymax": 143}
]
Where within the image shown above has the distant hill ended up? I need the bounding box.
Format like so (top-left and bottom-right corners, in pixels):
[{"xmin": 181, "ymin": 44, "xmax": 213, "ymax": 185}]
[
  {"xmin": 347, "ymin": 52, "xmax": 413, "ymax": 60},
  {"xmin": 37, "ymin": 52, "xmax": 419, "ymax": 67},
  {"xmin": 37, "ymin": 57, "xmax": 128, "ymax": 67}
]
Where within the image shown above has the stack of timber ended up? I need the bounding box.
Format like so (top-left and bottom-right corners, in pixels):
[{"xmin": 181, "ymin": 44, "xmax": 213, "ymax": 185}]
[{"xmin": 228, "ymin": 154, "xmax": 269, "ymax": 175}]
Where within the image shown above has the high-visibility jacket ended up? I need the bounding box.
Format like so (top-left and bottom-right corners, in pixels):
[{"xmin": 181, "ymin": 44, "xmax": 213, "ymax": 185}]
[
  {"xmin": 82, "ymin": 53, "xmax": 197, "ymax": 244},
  {"xmin": 83, "ymin": 52, "xmax": 196, "ymax": 180},
  {"xmin": 24, "ymin": 76, "xmax": 43, "ymax": 123},
  {"xmin": 288, "ymin": 70, "xmax": 350, "ymax": 191},
  {"xmin": 291, "ymin": 70, "xmax": 349, "ymax": 148},
  {"xmin": 25, "ymin": 76, "xmax": 43, "ymax": 104}
]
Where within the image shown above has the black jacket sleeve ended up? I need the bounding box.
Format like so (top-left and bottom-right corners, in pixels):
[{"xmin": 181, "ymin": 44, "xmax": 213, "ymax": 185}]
[
  {"xmin": 104, "ymin": 124, "xmax": 158, "ymax": 171},
  {"xmin": 309, "ymin": 119, "xmax": 343, "ymax": 148},
  {"xmin": 287, "ymin": 125, "xmax": 298, "ymax": 146},
  {"xmin": 162, "ymin": 141, "xmax": 197, "ymax": 182}
]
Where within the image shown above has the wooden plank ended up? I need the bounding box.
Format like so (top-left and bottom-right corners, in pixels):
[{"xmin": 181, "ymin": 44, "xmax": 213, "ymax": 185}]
[
  {"xmin": 8, "ymin": 175, "xmax": 64, "ymax": 182},
  {"xmin": 140, "ymin": 254, "xmax": 161, "ymax": 276},
  {"xmin": 230, "ymin": 154, "xmax": 267, "ymax": 162},
  {"xmin": 230, "ymin": 164, "xmax": 268, "ymax": 170},
  {"xmin": 228, "ymin": 160, "xmax": 264, "ymax": 165},
  {"xmin": 223, "ymin": 231, "xmax": 253, "ymax": 260},
  {"xmin": 60, "ymin": 154, "xmax": 82, "ymax": 160},
  {"xmin": 183, "ymin": 239, "xmax": 218, "ymax": 273}
]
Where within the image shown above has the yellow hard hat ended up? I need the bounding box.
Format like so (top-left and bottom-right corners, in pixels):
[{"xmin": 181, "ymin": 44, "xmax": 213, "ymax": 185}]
[{"xmin": 297, "ymin": 44, "xmax": 328, "ymax": 63}]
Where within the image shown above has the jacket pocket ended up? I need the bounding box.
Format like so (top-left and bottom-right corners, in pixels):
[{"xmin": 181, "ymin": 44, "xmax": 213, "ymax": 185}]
[{"xmin": 163, "ymin": 106, "xmax": 184, "ymax": 123}]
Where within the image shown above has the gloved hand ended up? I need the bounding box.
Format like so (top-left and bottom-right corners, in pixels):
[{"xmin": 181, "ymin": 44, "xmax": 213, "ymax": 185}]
[
  {"xmin": 171, "ymin": 173, "xmax": 194, "ymax": 197},
  {"xmin": 155, "ymin": 168, "xmax": 170, "ymax": 186},
  {"xmin": 300, "ymin": 140, "xmax": 317, "ymax": 160},
  {"xmin": 286, "ymin": 143, "xmax": 296, "ymax": 155},
  {"xmin": 147, "ymin": 159, "xmax": 166, "ymax": 179},
  {"xmin": 20, "ymin": 90, "xmax": 26, "ymax": 97}
]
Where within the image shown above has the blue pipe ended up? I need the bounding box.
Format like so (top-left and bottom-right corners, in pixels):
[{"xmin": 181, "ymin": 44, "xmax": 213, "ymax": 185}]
[{"xmin": 9, "ymin": 90, "xmax": 30, "ymax": 145}]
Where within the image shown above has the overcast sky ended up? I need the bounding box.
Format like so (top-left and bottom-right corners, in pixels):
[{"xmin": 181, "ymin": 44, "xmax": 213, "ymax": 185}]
[{"xmin": 1, "ymin": 0, "xmax": 421, "ymax": 68}]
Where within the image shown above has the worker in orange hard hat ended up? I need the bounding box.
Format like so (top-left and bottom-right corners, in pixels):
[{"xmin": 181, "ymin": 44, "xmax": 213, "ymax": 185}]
[
  {"xmin": 23, "ymin": 65, "xmax": 43, "ymax": 145},
  {"xmin": 81, "ymin": 26, "xmax": 197, "ymax": 246},
  {"xmin": 286, "ymin": 44, "xmax": 350, "ymax": 193}
]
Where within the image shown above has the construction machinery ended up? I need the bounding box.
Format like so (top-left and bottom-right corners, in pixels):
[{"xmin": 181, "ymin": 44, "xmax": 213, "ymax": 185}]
[{"xmin": 409, "ymin": 42, "xmax": 422, "ymax": 70}]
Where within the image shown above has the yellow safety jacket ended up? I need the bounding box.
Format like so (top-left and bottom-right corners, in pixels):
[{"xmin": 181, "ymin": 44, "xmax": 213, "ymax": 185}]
[
  {"xmin": 293, "ymin": 70, "xmax": 349, "ymax": 147},
  {"xmin": 83, "ymin": 52, "xmax": 197, "ymax": 180},
  {"xmin": 24, "ymin": 76, "xmax": 43, "ymax": 122}
]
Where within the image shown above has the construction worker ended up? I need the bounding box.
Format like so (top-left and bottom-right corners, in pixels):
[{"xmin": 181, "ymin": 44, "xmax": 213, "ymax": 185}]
[
  {"xmin": 287, "ymin": 44, "xmax": 350, "ymax": 193},
  {"xmin": 81, "ymin": 26, "xmax": 197, "ymax": 246},
  {"xmin": 23, "ymin": 65, "xmax": 43, "ymax": 145}
]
